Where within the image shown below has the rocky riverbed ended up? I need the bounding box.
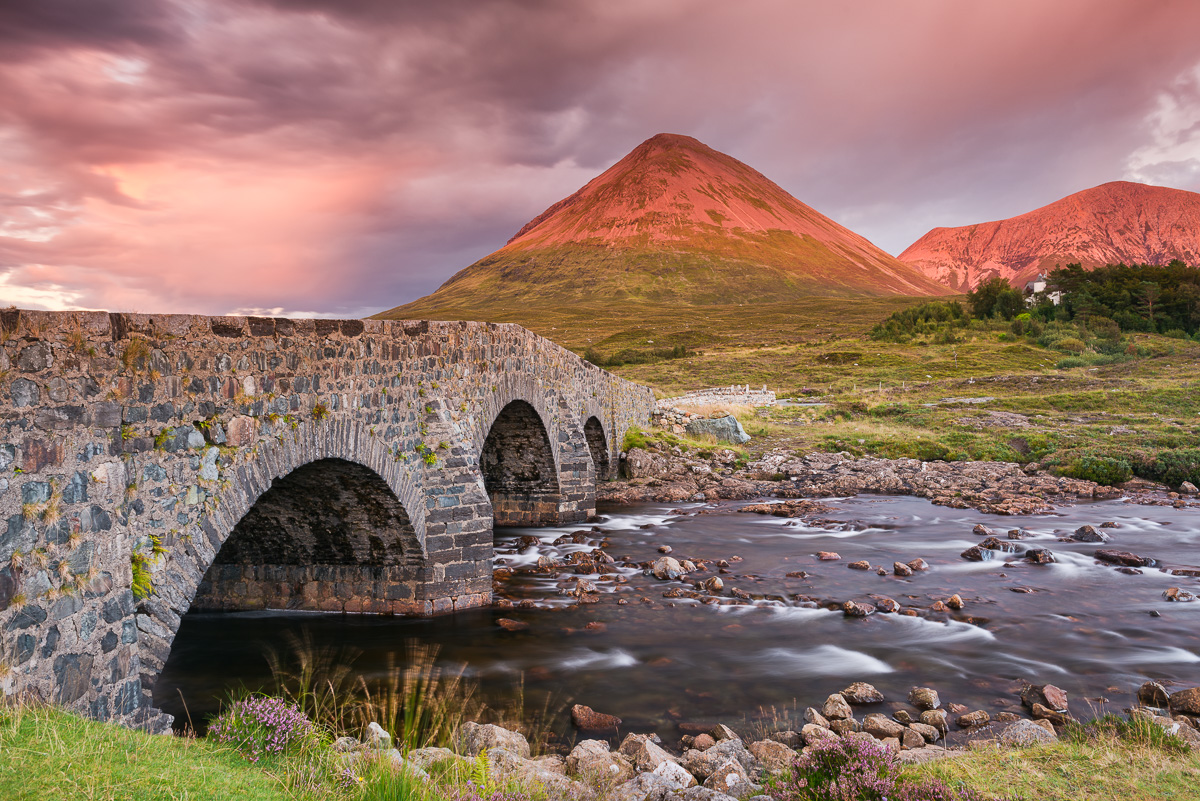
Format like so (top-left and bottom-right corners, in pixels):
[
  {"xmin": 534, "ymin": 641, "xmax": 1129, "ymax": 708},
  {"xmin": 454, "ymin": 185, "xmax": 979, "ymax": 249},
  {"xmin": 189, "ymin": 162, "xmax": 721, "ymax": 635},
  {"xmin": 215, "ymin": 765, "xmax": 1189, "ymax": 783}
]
[{"xmin": 603, "ymin": 444, "xmax": 1199, "ymax": 515}]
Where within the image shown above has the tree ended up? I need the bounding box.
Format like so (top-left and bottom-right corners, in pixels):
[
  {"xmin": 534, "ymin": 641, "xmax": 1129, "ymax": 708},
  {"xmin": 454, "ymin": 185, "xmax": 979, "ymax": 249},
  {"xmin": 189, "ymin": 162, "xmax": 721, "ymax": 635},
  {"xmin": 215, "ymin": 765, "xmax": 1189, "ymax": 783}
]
[{"xmin": 967, "ymin": 276, "xmax": 1023, "ymax": 320}]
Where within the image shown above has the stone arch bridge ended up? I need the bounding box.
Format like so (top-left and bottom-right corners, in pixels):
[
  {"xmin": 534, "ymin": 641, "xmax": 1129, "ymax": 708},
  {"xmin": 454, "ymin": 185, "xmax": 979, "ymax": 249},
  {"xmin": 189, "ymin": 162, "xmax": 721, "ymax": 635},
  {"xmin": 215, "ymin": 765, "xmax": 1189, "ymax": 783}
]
[{"xmin": 0, "ymin": 309, "xmax": 653, "ymax": 730}]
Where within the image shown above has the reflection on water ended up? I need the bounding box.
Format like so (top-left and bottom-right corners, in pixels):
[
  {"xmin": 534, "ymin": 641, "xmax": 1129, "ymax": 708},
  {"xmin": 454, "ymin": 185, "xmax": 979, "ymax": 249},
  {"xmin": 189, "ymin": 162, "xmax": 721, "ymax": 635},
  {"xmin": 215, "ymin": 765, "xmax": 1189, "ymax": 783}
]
[{"xmin": 156, "ymin": 495, "xmax": 1200, "ymax": 736}]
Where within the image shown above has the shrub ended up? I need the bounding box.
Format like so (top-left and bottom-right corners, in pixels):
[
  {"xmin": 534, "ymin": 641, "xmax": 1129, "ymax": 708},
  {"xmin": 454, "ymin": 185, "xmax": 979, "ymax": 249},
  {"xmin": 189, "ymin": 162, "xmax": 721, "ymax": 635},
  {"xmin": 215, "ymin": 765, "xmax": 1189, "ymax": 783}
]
[
  {"xmin": 208, "ymin": 695, "xmax": 316, "ymax": 763},
  {"xmin": 1052, "ymin": 337, "xmax": 1086, "ymax": 354},
  {"xmin": 1058, "ymin": 455, "xmax": 1132, "ymax": 486},
  {"xmin": 775, "ymin": 736, "xmax": 1001, "ymax": 801},
  {"xmin": 1134, "ymin": 448, "xmax": 1200, "ymax": 489}
]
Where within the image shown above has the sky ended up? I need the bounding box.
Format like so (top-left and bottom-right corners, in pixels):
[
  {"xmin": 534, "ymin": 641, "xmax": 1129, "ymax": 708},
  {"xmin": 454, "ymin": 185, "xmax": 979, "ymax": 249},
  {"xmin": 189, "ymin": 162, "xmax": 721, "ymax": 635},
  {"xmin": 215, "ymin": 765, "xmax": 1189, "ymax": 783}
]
[{"xmin": 2, "ymin": 0, "xmax": 1200, "ymax": 317}]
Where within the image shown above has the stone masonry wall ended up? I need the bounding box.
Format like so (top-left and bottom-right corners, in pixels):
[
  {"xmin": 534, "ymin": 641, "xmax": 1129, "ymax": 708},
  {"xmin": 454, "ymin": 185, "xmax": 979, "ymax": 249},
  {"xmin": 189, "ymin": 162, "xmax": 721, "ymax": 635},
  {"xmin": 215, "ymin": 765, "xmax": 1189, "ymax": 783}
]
[{"xmin": 0, "ymin": 309, "xmax": 653, "ymax": 731}]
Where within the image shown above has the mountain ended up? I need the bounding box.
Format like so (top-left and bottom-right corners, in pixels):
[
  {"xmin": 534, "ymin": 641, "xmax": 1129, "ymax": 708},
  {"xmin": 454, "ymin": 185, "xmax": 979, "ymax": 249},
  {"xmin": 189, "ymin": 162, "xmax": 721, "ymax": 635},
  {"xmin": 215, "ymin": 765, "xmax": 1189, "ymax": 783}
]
[
  {"xmin": 899, "ymin": 181, "xmax": 1200, "ymax": 292},
  {"xmin": 382, "ymin": 133, "xmax": 948, "ymax": 317}
]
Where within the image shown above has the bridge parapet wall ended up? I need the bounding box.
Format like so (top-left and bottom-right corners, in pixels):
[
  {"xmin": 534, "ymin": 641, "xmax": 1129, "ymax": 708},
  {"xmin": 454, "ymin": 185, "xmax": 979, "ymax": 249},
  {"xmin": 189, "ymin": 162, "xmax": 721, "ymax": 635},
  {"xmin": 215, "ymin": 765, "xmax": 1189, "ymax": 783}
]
[{"xmin": 0, "ymin": 309, "xmax": 653, "ymax": 730}]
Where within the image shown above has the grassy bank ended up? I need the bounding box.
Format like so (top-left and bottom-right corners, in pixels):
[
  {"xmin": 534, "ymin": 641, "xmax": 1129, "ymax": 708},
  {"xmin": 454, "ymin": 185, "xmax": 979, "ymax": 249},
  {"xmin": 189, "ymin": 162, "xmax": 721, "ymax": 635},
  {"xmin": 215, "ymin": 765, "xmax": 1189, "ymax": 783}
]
[{"xmin": 0, "ymin": 702, "xmax": 291, "ymax": 801}]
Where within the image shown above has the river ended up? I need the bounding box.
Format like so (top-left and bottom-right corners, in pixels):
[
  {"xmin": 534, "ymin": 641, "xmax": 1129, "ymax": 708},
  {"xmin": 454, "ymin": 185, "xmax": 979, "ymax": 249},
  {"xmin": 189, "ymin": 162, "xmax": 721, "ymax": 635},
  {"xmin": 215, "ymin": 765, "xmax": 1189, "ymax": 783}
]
[{"xmin": 155, "ymin": 494, "xmax": 1200, "ymax": 738}]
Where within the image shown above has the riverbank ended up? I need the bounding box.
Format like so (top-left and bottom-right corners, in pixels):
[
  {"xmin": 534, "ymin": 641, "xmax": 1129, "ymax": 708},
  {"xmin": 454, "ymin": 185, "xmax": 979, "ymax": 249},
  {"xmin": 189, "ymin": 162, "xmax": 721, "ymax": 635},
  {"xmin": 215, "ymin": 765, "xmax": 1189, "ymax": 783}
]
[
  {"xmin": 602, "ymin": 433, "xmax": 1196, "ymax": 515},
  {"xmin": 4, "ymin": 689, "xmax": 1200, "ymax": 801}
]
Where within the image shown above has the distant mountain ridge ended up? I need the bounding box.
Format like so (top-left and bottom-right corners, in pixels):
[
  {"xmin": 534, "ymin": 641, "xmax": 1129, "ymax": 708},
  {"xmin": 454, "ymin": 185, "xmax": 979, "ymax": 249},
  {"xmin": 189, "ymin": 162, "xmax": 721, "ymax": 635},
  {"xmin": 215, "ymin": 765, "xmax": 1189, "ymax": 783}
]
[
  {"xmin": 899, "ymin": 181, "xmax": 1200, "ymax": 292},
  {"xmin": 382, "ymin": 133, "xmax": 948, "ymax": 317}
]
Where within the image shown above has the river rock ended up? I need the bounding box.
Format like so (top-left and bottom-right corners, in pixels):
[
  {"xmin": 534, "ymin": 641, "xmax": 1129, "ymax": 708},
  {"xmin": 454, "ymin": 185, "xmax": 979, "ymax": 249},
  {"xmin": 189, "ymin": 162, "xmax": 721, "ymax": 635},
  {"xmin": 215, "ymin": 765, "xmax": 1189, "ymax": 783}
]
[
  {"xmin": 1041, "ymin": 685, "xmax": 1069, "ymax": 710},
  {"xmin": 804, "ymin": 707, "xmax": 830, "ymax": 728},
  {"xmin": 998, "ymin": 719, "xmax": 1057, "ymax": 747},
  {"xmin": 1095, "ymin": 549, "xmax": 1155, "ymax": 567},
  {"xmin": 800, "ymin": 723, "xmax": 837, "ymax": 746},
  {"xmin": 873, "ymin": 597, "xmax": 900, "ymax": 613},
  {"xmin": 456, "ymin": 721, "xmax": 531, "ymax": 758},
  {"xmin": 619, "ymin": 733, "xmax": 680, "ymax": 772},
  {"xmin": 945, "ymin": 594, "xmax": 965, "ymax": 610},
  {"xmin": 568, "ymin": 740, "xmax": 635, "ymax": 783},
  {"xmin": 748, "ymin": 739, "xmax": 796, "ymax": 773},
  {"xmin": 1164, "ymin": 587, "xmax": 1197, "ymax": 602},
  {"xmin": 893, "ymin": 561, "xmax": 913, "ymax": 577},
  {"xmin": 908, "ymin": 687, "xmax": 941, "ymax": 710},
  {"xmin": 900, "ymin": 728, "xmax": 926, "ymax": 750},
  {"xmin": 847, "ymin": 560, "xmax": 871, "ymax": 570},
  {"xmin": 692, "ymin": 733, "xmax": 716, "ymax": 750},
  {"xmin": 816, "ymin": 551, "xmax": 841, "ymax": 561},
  {"xmin": 908, "ymin": 722, "xmax": 941, "ymax": 743},
  {"xmin": 1182, "ymin": 481, "xmax": 1199, "ymax": 495},
  {"xmin": 920, "ymin": 709, "xmax": 948, "ymax": 730},
  {"xmin": 979, "ymin": 536, "xmax": 1020, "ymax": 553},
  {"xmin": 1138, "ymin": 681, "xmax": 1170, "ymax": 708},
  {"xmin": 829, "ymin": 718, "xmax": 861, "ymax": 736},
  {"xmin": 706, "ymin": 724, "xmax": 738, "ymax": 742},
  {"xmin": 572, "ymin": 704, "xmax": 623, "ymax": 733},
  {"xmin": 960, "ymin": 546, "xmax": 994, "ymax": 562},
  {"xmin": 489, "ymin": 748, "xmax": 591, "ymax": 799},
  {"xmin": 822, "ymin": 693, "xmax": 853, "ymax": 720},
  {"xmin": 842, "ymin": 682, "xmax": 885, "ymax": 704},
  {"xmin": 1067, "ymin": 525, "xmax": 1110, "ymax": 543},
  {"xmin": 701, "ymin": 756, "xmax": 750, "ymax": 794},
  {"xmin": 1024, "ymin": 548, "xmax": 1056, "ymax": 564},
  {"xmin": 973, "ymin": 524, "xmax": 995, "ymax": 536},
  {"xmin": 1169, "ymin": 688, "xmax": 1200, "ymax": 715},
  {"xmin": 682, "ymin": 738, "xmax": 757, "ymax": 780},
  {"xmin": 863, "ymin": 713, "xmax": 905, "ymax": 739},
  {"xmin": 652, "ymin": 557, "xmax": 685, "ymax": 580},
  {"xmin": 843, "ymin": 600, "xmax": 875, "ymax": 617},
  {"xmin": 956, "ymin": 710, "xmax": 990, "ymax": 728},
  {"xmin": 907, "ymin": 558, "xmax": 930, "ymax": 571},
  {"xmin": 608, "ymin": 769, "xmax": 689, "ymax": 801},
  {"xmin": 700, "ymin": 577, "xmax": 723, "ymax": 593},
  {"xmin": 1031, "ymin": 703, "xmax": 1071, "ymax": 726}
]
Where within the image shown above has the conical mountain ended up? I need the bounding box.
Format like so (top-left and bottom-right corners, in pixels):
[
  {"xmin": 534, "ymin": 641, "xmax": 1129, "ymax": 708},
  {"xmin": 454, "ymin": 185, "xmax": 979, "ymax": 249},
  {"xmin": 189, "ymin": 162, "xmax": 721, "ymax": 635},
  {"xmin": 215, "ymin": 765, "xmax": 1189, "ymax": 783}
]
[
  {"xmin": 900, "ymin": 181, "xmax": 1200, "ymax": 292},
  {"xmin": 384, "ymin": 133, "xmax": 947, "ymax": 316}
]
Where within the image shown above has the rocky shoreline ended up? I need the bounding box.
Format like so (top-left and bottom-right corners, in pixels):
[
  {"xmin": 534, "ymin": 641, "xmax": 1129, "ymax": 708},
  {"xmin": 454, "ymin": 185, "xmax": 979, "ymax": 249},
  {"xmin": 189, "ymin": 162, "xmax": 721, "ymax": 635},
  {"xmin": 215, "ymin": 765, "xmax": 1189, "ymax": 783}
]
[
  {"xmin": 331, "ymin": 676, "xmax": 1200, "ymax": 801},
  {"xmin": 601, "ymin": 444, "xmax": 1198, "ymax": 515}
]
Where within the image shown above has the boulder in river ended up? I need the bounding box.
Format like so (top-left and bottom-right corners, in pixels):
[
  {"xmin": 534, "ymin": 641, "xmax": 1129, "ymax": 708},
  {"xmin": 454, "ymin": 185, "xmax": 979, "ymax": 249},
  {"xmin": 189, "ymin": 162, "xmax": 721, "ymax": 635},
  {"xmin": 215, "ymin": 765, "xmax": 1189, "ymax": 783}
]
[
  {"xmin": 1066, "ymin": 525, "xmax": 1110, "ymax": 543},
  {"xmin": 920, "ymin": 709, "xmax": 948, "ymax": 730},
  {"xmin": 1169, "ymin": 687, "xmax": 1200, "ymax": 714},
  {"xmin": 1023, "ymin": 548, "xmax": 1056, "ymax": 564},
  {"xmin": 979, "ymin": 537, "xmax": 1021, "ymax": 553},
  {"xmin": 842, "ymin": 682, "xmax": 885, "ymax": 704},
  {"xmin": 893, "ymin": 562, "xmax": 913, "ymax": 577},
  {"xmin": 843, "ymin": 600, "xmax": 875, "ymax": 617},
  {"xmin": 1164, "ymin": 587, "xmax": 1197, "ymax": 602},
  {"xmin": 817, "ymin": 551, "xmax": 841, "ymax": 561},
  {"xmin": 909, "ymin": 722, "xmax": 941, "ymax": 743},
  {"xmin": 908, "ymin": 686, "xmax": 941, "ymax": 710},
  {"xmin": 651, "ymin": 556, "xmax": 685, "ymax": 580},
  {"xmin": 907, "ymin": 558, "xmax": 930, "ymax": 571},
  {"xmin": 822, "ymin": 693, "xmax": 853, "ymax": 720},
  {"xmin": 847, "ymin": 560, "xmax": 872, "ymax": 570},
  {"xmin": 955, "ymin": 710, "xmax": 990, "ymax": 728},
  {"xmin": 1138, "ymin": 681, "xmax": 1170, "ymax": 708},
  {"xmin": 960, "ymin": 546, "xmax": 994, "ymax": 562},
  {"xmin": 1094, "ymin": 549, "xmax": 1156, "ymax": 567},
  {"xmin": 571, "ymin": 704, "xmax": 623, "ymax": 733}
]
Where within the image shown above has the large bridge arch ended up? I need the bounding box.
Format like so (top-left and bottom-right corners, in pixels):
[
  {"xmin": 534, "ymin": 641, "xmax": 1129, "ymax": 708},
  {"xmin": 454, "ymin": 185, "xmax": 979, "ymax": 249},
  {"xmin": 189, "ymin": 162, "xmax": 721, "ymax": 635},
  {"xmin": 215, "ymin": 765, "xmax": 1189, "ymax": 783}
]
[{"xmin": 0, "ymin": 309, "xmax": 654, "ymax": 730}]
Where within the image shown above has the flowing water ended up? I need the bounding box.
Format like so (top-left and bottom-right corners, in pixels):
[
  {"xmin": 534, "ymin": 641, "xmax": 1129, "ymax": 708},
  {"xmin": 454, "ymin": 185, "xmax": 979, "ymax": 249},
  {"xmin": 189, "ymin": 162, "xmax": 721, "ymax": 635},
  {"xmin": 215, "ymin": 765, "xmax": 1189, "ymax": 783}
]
[{"xmin": 156, "ymin": 494, "xmax": 1200, "ymax": 737}]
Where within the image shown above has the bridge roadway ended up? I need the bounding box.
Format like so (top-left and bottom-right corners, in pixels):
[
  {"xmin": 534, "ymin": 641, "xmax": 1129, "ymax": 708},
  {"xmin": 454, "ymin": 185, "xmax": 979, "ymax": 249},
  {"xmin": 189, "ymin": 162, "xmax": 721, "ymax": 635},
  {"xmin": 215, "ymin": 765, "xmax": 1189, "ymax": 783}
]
[{"xmin": 0, "ymin": 309, "xmax": 652, "ymax": 730}]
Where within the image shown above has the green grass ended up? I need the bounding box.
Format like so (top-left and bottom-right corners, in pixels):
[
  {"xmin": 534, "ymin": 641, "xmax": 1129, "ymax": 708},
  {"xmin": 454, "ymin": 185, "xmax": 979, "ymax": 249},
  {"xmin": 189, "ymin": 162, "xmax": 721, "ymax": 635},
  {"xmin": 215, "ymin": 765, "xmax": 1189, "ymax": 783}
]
[
  {"xmin": 905, "ymin": 716, "xmax": 1200, "ymax": 800},
  {"xmin": 0, "ymin": 703, "xmax": 292, "ymax": 801}
]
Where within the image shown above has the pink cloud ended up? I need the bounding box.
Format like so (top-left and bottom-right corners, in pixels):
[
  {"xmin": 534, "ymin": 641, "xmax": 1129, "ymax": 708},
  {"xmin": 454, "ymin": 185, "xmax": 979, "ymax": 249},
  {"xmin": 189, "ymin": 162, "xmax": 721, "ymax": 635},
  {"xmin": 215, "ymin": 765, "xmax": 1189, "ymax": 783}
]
[{"xmin": 1, "ymin": 0, "xmax": 1199, "ymax": 314}]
